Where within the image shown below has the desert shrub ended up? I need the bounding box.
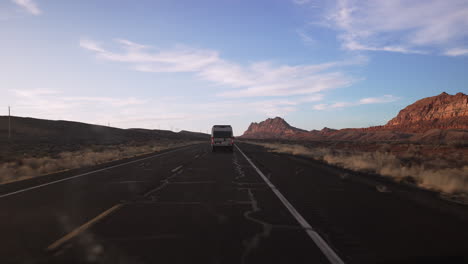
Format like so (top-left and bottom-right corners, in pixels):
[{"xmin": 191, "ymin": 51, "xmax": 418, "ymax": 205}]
[
  {"xmin": 0, "ymin": 141, "xmax": 201, "ymax": 184},
  {"xmin": 249, "ymin": 141, "xmax": 468, "ymax": 194}
]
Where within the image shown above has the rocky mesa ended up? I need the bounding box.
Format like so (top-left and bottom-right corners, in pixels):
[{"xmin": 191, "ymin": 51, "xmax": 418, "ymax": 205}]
[
  {"xmin": 241, "ymin": 92, "xmax": 468, "ymax": 142},
  {"xmin": 383, "ymin": 92, "xmax": 468, "ymax": 132},
  {"xmin": 242, "ymin": 117, "xmax": 309, "ymax": 139}
]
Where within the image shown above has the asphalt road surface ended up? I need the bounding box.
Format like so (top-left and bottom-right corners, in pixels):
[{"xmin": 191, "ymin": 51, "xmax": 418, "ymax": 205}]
[{"xmin": 1, "ymin": 142, "xmax": 468, "ymax": 264}]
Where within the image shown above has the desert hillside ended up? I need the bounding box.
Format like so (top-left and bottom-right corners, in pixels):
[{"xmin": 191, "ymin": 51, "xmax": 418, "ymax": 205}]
[
  {"xmin": 241, "ymin": 92, "xmax": 468, "ymax": 143},
  {"xmin": 0, "ymin": 116, "xmax": 208, "ymax": 144},
  {"xmin": 0, "ymin": 116, "xmax": 209, "ymax": 163}
]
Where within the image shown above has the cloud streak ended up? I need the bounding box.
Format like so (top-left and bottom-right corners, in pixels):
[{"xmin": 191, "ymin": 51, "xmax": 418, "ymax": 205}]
[
  {"xmin": 313, "ymin": 95, "xmax": 398, "ymax": 110},
  {"xmin": 444, "ymin": 48, "xmax": 468, "ymax": 56},
  {"xmin": 321, "ymin": 0, "xmax": 468, "ymax": 56},
  {"xmin": 292, "ymin": 0, "xmax": 311, "ymax": 5},
  {"xmin": 12, "ymin": 0, "xmax": 41, "ymax": 15},
  {"xmin": 80, "ymin": 38, "xmax": 361, "ymax": 98}
]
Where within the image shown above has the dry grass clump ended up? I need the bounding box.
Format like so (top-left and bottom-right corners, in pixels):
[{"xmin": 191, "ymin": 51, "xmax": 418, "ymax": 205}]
[
  {"xmin": 0, "ymin": 141, "xmax": 201, "ymax": 184},
  {"xmin": 249, "ymin": 142, "xmax": 468, "ymax": 194}
]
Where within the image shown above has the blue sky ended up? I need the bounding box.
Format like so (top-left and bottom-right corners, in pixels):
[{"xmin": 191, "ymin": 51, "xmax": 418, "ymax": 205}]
[{"xmin": 1, "ymin": 0, "xmax": 467, "ymax": 135}]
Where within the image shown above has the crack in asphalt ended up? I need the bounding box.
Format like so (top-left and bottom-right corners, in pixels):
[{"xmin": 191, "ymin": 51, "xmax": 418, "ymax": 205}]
[
  {"xmin": 233, "ymin": 153, "xmax": 273, "ymax": 264},
  {"xmin": 240, "ymin": 188, "xmax": 273, "ymax": 264},
  {"xmin": 232, "ymin": 152, "xmax": 305, "ymax": 264},
  {"xmin": 233, "ymin": 154, "xmax": 246, "ymax": 182}
]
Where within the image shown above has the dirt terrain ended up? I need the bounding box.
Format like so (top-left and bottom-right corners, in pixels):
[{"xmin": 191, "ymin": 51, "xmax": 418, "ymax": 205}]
[
  {"xmin": 0, "ymin": 116, "xmax": 209, "ymax": 183},
  {"xmin": 0, "ymin": 116, "xmax": 208, "ymax": 161}
]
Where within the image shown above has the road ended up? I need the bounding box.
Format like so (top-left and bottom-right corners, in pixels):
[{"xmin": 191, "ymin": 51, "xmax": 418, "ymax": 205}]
[{"xmin": 1, "ymin": 142, "xmax": 468, "ymax": 263}]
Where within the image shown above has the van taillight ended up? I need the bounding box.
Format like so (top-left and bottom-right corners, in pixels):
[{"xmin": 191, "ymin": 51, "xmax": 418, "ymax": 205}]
[
  {"xmin": 211, "ymin": 137, "xmax": 214, "ymax": 144},
  {"xmin": 231, "ymin": 137, "xmax": 234, "ymax": 144}
]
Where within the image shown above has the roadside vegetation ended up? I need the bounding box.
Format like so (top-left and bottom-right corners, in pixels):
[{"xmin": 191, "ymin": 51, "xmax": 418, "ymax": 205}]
[
  {"xmin": 245, "ymin": 140, "xmax": 468, "ymax": 196},
  {"xmin": 0, "ymin": 140, "xmax": 202, "ymax": 184}
]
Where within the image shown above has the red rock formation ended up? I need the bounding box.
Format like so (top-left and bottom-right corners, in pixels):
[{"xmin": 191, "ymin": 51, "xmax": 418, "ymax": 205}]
[
  {"xmin": 383, "ymin": 92, "xmax": 468, "ymax": 132},
  {"xmin": 242, "ymin": 117, "xmax": 308, "ymax": 139},
  {"xmin": 241, "ymin": 92, "xmax": 468, "ymax": 142}
]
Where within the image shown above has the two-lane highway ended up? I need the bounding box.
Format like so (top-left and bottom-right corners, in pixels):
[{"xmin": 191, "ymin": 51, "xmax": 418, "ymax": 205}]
[{"xmin": 1, "ymin": 142, "xmax": 468, "ymax": 263}]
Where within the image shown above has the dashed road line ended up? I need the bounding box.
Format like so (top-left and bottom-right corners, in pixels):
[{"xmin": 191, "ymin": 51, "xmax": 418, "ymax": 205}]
[
  {"xmin": 143, "ymin": 169, "xmax": 183, "ymax": 197},
  {"xmin": 235, "ymin": 144, "xmax": 345, "ymax": 264},
  {"xmin": 46, "ymin": 204, "xmax": 123, "ymax": 252},
  {"xmin": 171, "ymin": 165, "xmax": 183, "ymax": 173}
]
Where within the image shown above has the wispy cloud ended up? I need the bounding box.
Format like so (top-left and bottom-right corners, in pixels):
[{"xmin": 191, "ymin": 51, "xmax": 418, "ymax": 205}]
[
  {"xmin": 296, "ymin": 29, "xmax": 315, "ymax": 45},
  {"xmin": 321, "ymin": 0, "xmax": 468, "ymax": 56},
  {"xmin": 10, "ymin": 89, "xmax": 147, "ymax": 119},
  {"xmin": 80, "ymin": 38, "xmax": 362, "ymax": 98},
  {"xmin": 313, "ymin": 95, "xmax": 398, "ymax": 110},
  {"xmin": 80, "ymin": 39, "xmax": 219, "ymax": 73},
  {"xmin": 359, "ymin": 95, "xmax": 398, "ymax": 104},
  {"xmin": 292, "ymin": 0, "xmax": 312, "ymax": 6},
  {"xmin": 79, "ymin": 39, "xmax": 106, "ymax": 53},
  {"xmin": 12, "ymin": 0, "xmax": 41, "ymax": 15},
  {"xmin": 444, "ymin": 47, "xmax": 468, "ymax": 56},
  {"xmin": 207, "ymin": 58, "xmax": 360, "ymax": 97},
  {"xmin": 61, "ymin": 96, "xmax": 147, "ymax": 107}
]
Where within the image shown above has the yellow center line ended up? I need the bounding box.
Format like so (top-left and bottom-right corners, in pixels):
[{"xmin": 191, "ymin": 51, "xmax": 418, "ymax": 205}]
[
  {"xmin": 171, "ymin": 165, "xmax": 183, "ymax": 172},
  {"xmin": 46, "ymin": 203, "xmax": 123, "ymax": 252}
]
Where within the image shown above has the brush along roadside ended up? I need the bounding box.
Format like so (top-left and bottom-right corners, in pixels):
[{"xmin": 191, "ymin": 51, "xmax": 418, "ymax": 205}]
[
  {"xmin": 245, "ymin": 141, "xmax": 468, "ymax": 203},
  {"xmin": 0, "ymin": 140, "xmax": 203, "ymax": 185}
]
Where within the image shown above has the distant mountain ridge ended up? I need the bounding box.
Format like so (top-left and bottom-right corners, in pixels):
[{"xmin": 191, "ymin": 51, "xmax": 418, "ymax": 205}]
[{"xmin": 241, "ymin": 92, "xmax": 468, "ymax": 142}]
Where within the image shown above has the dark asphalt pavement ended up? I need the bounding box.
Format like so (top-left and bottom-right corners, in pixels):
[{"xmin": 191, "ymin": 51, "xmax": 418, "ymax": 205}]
[{"xmin": 1, "ymin": 142, "xmax": 468, "ymax": 264}]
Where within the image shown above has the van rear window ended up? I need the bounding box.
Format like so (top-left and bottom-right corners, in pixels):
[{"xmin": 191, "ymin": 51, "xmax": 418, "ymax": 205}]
[{"xmin": 213, "ymin": 131, "xmax": 232, "ymax": 138}]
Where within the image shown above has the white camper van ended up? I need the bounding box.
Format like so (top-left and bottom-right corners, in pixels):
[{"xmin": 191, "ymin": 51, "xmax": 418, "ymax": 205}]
[{"xmin": 211, "ymin": 125, "xmax": 234, "ymax": 152}]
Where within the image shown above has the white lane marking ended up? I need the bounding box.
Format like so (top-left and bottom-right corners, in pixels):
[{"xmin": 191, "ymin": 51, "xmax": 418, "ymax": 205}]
[
  {"xmin": 0, "ymin": 145, "xmax": 197, "ymax": 199},
  {"xmin": 235, "ymin": 145, "xmax": 345, "ymax": 264},
  {"xmin": 46, "ymin": 203, "xmax": 123, "ymax": 251},
  {"xmin": 171, "ymin": 165, "xmax": 183, "ymax": 173}
]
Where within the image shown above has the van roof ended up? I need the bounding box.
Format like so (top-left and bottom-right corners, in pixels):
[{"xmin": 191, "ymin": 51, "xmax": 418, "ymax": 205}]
[
  {"xmin": 212, "ymin": 125, "xmax": 232, "ymax": 129},
  {"xmin": 212, "ymin": 125, "xmax": 233, "ymax": 132}
]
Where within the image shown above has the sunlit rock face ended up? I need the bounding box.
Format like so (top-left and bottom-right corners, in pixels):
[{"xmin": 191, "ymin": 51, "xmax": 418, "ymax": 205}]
[
  {"xmin": 241, "ymin": 117, "xmax": 310, "ymax": 139},
  {"xmin": 385, "ymin": 92, "xmax": 468, "ymax": 132},
  {"xmin": 241, "ymin": 92, "xmax": 468, "ymax": 142}
]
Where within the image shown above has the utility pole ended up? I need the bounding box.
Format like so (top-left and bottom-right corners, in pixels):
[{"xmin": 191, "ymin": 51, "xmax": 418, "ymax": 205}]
[{"xmin": 8, "ymin": 106, "xmax": 11, "ymax": 139}]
